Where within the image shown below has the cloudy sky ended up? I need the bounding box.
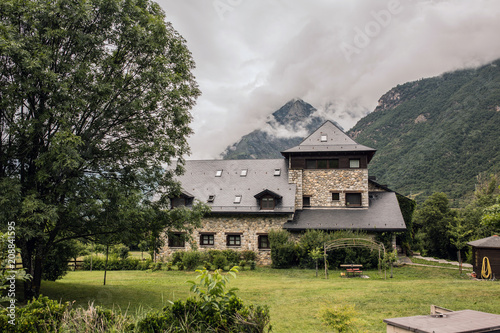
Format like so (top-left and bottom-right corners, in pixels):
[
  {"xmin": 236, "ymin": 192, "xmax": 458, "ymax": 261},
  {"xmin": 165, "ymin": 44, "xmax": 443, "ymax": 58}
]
[{"xmin": 157, "ymin": 0, "xmax": 500, "ymax": 159}]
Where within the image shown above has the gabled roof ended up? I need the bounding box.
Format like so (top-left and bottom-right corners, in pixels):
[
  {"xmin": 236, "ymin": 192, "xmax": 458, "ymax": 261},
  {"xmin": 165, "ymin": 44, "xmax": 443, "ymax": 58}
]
[
  {"xmin": 175, "ymin": 159, "xmax": 295, "ymax": 214},
  {"xmin": 281, "ymin": 120, "xmax": 376, "ymax": 155},
  {"xmin": 468, "ymin": 235, "xmax": 500, "ymax": 249},
  {"xmin": 283, "ymin": 192, "xmax": 406, "ymax": 231},
  {"xmin": 254, "ymin": 189, "xmax": 282, "ymax": 199}
]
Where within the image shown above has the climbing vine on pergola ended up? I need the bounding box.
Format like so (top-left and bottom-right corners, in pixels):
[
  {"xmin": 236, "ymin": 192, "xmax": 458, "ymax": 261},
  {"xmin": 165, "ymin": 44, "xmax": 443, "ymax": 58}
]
[{"xmin": 323, "ymin": 238, "xmax": 386, "ymax": 279}]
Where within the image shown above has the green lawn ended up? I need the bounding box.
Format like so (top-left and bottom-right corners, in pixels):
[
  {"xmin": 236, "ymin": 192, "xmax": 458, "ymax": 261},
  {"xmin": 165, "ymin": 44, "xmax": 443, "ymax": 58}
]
[{"xmin": 40, "ymin": 266, "xmax": 500, "ymax": 332}]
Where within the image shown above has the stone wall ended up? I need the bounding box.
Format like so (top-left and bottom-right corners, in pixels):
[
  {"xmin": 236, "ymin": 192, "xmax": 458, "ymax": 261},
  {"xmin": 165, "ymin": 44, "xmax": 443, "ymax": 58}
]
[
  {"xmin": 301, "ymin": 169, "xmax": 369, "ymax": 207},
  {"xmin": 161, "ymin": 214, "xmax": 291, "ymax": 265},
  {"xmin": 288, "ymin": 169, "xmax": 303, "ymax": 209}
]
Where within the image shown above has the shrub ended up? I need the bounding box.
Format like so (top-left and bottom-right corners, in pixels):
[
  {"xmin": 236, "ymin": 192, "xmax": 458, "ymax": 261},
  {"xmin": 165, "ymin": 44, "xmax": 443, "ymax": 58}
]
[
  {"xmin": 152, "ymin": 262, "xmax": 162, "ymax": 271},
  {"xmin": 249, "ymin": 260, "xmax": 257, "ymax": 270},
  {"xmin": 241, "ymin": 250, "xmax": 257, "ymax": 261},
  {"xmin": 271, "ymin": 243, "xmax": 298, "ymax": 269},
  {"xmin": 171, "ymin": 251, "xmax": 184, "ymax": 265},
  {"xmin": 0, "ymin": 295, "xmax": 70, "ymax": 332},
  {"xmin": 222, "ymin": 249, "xmax": 240, "ymax": 264},
  {"xmin": 213, "ymin": 254, "xmax": 228, "ymax": 270},
  {"xmin": 268, "ymin": 229, "xmax": 291, "ymax": 247},
  {"xmin": 182, "ymin": 251, "xmax": 201, "ymax": 271},
  {"xmin": 116, "ymin": 244, "xmax": 130, "ymax": 260},
  {"xmin": 317, "ymin": 304, "xmax": 358, "ymax": 333},
  {"xmin": 81, "ymin": 257, "xmax": 146, "ymax": 271}
]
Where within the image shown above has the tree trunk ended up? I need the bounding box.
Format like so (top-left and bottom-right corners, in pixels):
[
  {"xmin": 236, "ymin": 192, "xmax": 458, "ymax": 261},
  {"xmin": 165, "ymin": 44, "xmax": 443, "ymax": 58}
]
[
  {"xmin": 458, "ymin": 250, "xmax": 462, "ymax": 275},
  {"xmin": 103, "ymin": 244, "xmax": 109, "ymax": 285}
]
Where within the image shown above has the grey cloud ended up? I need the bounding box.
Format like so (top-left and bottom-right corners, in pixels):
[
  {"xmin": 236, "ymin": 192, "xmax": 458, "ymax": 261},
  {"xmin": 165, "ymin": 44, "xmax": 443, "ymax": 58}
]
[{"xmin": 159, "ymin": 0, "xmax": 500, "ymax": 159}]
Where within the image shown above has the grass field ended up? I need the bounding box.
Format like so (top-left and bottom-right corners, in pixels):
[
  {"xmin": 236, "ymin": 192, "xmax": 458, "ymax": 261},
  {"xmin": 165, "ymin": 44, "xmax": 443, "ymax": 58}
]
[{"xmin": 40, "ymin": 265, "xmax": 500, "ymax": 332}]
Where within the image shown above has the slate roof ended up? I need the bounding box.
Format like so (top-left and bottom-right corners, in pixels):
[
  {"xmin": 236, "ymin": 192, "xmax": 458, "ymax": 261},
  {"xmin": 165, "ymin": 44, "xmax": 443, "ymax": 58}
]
[
  {"xmin": 384, "ymin": 310, "xmax": 500, "ymax": 333},
  {"xmin": 468, "ymin": 235, "xmax": 500, "ymax": 249},
  {"xmin": 176, "ymin": 159, "xmax": 296, "ymax": 214},
  {"xmin": 283, "ymin": 192, "xmax": 406, "ymax": 231},
  {"xmin": 281, "ymin": 120, "xmax": 376, "ymax": 155}
]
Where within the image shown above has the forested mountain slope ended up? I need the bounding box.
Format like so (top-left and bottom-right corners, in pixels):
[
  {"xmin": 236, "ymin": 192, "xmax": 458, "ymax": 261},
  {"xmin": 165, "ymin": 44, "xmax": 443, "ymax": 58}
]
[{"xmin": 349, "ymin": 59, "xmax": 500, "ymax": 203}]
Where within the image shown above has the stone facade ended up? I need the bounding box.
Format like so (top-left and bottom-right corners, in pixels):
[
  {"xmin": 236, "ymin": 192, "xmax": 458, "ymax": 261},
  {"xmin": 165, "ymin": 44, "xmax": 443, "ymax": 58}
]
[
  {"xmin": 161, "ymin": 214, "xmax": 290, "ymax": 265},
  {"xmin": 288, "ymin": 169, "xmax": 303, "ymax": 209},
  {"xmin": 292, "ymin": 169, "xmax": 369, "ymax": 207}
]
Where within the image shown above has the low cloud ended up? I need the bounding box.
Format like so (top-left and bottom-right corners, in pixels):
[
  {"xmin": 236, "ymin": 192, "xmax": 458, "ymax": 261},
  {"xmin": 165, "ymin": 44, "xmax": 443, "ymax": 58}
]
[{"xmin": 159, "ymin": 0, "xmax": 500, "ymax": 159}]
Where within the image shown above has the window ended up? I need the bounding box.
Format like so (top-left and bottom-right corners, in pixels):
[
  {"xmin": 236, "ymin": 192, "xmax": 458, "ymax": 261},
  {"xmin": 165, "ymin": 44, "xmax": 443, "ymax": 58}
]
[
  {"xmin": 200, "ymin": 234, "xmax": 215, "ymax": 246},
  {"xmin": 306, "ymin": 159, "xmax": 317, "ymax": 169},
  {"xmin": 349, "ymin": 159, "xmax": 360, "ymax": 168},
  {"xmin": 240, "ymin": 169, "xmax": 248, "ymax": 177},
  {"xmin": 260, "ymin": 196, "xmax": 275, "ymax": 210},
  {"xmin": 168, "ymin": 233, "xmax": 185, "ymax": 248},
  {"xmin": 303, "ymin": 196, "xmax": 311, "ymax": 207},
  {"xmin": 321, "ymin": 134, "xmax": 328, "ymax": 142},
  {"xmin": 227, "ymin": 235, "xmax": 241, "ymax": 247},
  {"xmin": 274, "ymin": 168, "xmax": 281, "ymax": 176},
  {"xmin": 328, "ymin": 159, "xmax": 339, "ymax": 168},
  {"xmin": 346, "ymin": 193, "xmax": 362, "ymax": 207},
  {"xmin": 317, "ymin": 160, "xmax": 328, "ymax": 169},
  {"xmin": 305, "ymin": 159, "xmax": 339, "ymax": 169},
  {"xmin": 332, "ymin": 192, "xmax": 340, "ymax": 201},
  {"xmin": 258, "ymin": 235, "xmax": 270, "ymax": 249},
  {"xmin": 234, "ymin": 195, "xmax": 242, "ymax": 204},
  {"xmin": 215, "ymin": 169, "xmax": 223, "ymax": 177},
  {"xmin": 207, "ymin": 195, "xmax": 215, "ymax": 203}
]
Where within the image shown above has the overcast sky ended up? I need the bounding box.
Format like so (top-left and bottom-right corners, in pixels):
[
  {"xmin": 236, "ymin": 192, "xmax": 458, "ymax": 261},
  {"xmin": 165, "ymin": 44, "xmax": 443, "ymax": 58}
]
[{"xmin": 157, "ymin": 0, "xmax": 500, "ymax": 159}]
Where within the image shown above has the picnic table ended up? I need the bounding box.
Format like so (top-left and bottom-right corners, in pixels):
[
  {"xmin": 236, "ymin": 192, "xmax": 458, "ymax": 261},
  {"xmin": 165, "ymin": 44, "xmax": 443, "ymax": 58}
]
[{"xmin": 340, "ymin": 264, "xmax": 363, "ymax": 277}]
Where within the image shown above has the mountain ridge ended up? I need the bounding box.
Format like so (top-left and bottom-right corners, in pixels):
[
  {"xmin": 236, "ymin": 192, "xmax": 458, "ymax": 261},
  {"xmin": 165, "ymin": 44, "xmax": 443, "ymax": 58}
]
[{"xmin": 221, "ymin": 59, "xmax": 500, "ymax": 203}]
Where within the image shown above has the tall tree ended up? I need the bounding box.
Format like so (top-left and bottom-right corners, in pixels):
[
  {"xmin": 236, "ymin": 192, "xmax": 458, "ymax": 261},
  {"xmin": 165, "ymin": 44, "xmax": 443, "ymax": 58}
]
[
  {"xmin": 413, "ymin": 192, "xmax": 456, "ymax": 259},
  {"xmin": 0, "ymin": 0, "xmax": 202, "ymax": 297}
]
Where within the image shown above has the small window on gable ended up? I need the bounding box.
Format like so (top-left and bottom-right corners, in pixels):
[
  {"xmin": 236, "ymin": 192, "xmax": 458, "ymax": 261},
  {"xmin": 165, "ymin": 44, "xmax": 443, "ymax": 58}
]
[
  {"xmin": 234, "ymin": 195, "xmax": 242, "ymax": 204},
  {"xmin": 240, "ymin": 169, "xmax": 248, "ymax": 177},
  {"xmin": 215, "ymin": 170, "xmax": 223, "ymax": 177},
  {"xmin": 274, "ymin": 168, "xmax": 281, "ymax": 176},
  {"xmin": 207, "ymin": 195, "xmax": 215, "ymax": 203},
  {"xmin": 321, "ymin": 134, "xmax": 328, "ymax": 142}
]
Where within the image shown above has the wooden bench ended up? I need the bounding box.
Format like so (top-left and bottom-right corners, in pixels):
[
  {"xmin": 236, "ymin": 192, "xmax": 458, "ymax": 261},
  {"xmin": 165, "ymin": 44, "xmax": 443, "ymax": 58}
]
[{"xmin": 340, "ymin": 264, "xmax": 363, "ymax": 277}]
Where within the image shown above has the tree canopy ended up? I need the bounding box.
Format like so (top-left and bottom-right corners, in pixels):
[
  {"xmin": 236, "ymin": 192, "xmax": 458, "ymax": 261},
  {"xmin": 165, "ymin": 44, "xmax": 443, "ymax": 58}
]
[{"xmin": 0, "ymin": 0, "xmax": 203, "ymax": 297}]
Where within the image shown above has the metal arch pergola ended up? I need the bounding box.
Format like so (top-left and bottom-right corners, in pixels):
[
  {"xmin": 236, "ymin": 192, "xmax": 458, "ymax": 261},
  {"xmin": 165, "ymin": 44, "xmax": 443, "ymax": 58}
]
[{"xmin": 323, "ymin": 238, "xmax": 386, "ymax": 279}]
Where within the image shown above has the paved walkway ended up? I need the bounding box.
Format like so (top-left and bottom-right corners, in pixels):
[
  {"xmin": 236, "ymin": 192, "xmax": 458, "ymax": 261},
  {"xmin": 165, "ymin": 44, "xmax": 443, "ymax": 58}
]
[{"xmin": 399, "ymin": 255, "xmax": 473, "ymax": 270}]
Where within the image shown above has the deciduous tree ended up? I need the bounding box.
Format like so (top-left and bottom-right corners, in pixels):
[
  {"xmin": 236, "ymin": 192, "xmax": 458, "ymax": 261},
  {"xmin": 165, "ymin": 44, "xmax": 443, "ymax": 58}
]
[{"xmin": 0, "ymin": 0, "xmax": 202, "ymax": 297}]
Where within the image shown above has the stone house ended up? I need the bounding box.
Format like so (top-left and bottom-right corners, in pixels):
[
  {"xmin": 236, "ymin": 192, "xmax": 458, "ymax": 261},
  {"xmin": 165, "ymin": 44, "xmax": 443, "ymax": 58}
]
[{"xmin": 162, "ymin": 121, "xmax": 407, "ymax": 264}]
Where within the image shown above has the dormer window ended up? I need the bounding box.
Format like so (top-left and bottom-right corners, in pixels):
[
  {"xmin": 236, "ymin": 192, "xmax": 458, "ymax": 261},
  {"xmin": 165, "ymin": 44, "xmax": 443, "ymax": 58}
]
[
  {"xmin": 240, "ymin": 169, "xmax": 248, "ymax": 177},
  {"xmin": 207, "ymin": 195, "xmax": 215, "ymax": 203},
  {"xmin": 274, "ymin": 168, "xmax": 281, "ymax": 176},
  {"xmin": 321, "ymin": 134, "xmax": 328, "ymax": 142},
  {"xmin": 215, "ymin": 170, "xmax": 223, "ymax": 177},
  {"xmin": 260, "ymin": 196, "xmax": 275, "ymax": 210},
  {"xmin": 254, "ymin": 189, "xmax": 282, "ymax": 210}
]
